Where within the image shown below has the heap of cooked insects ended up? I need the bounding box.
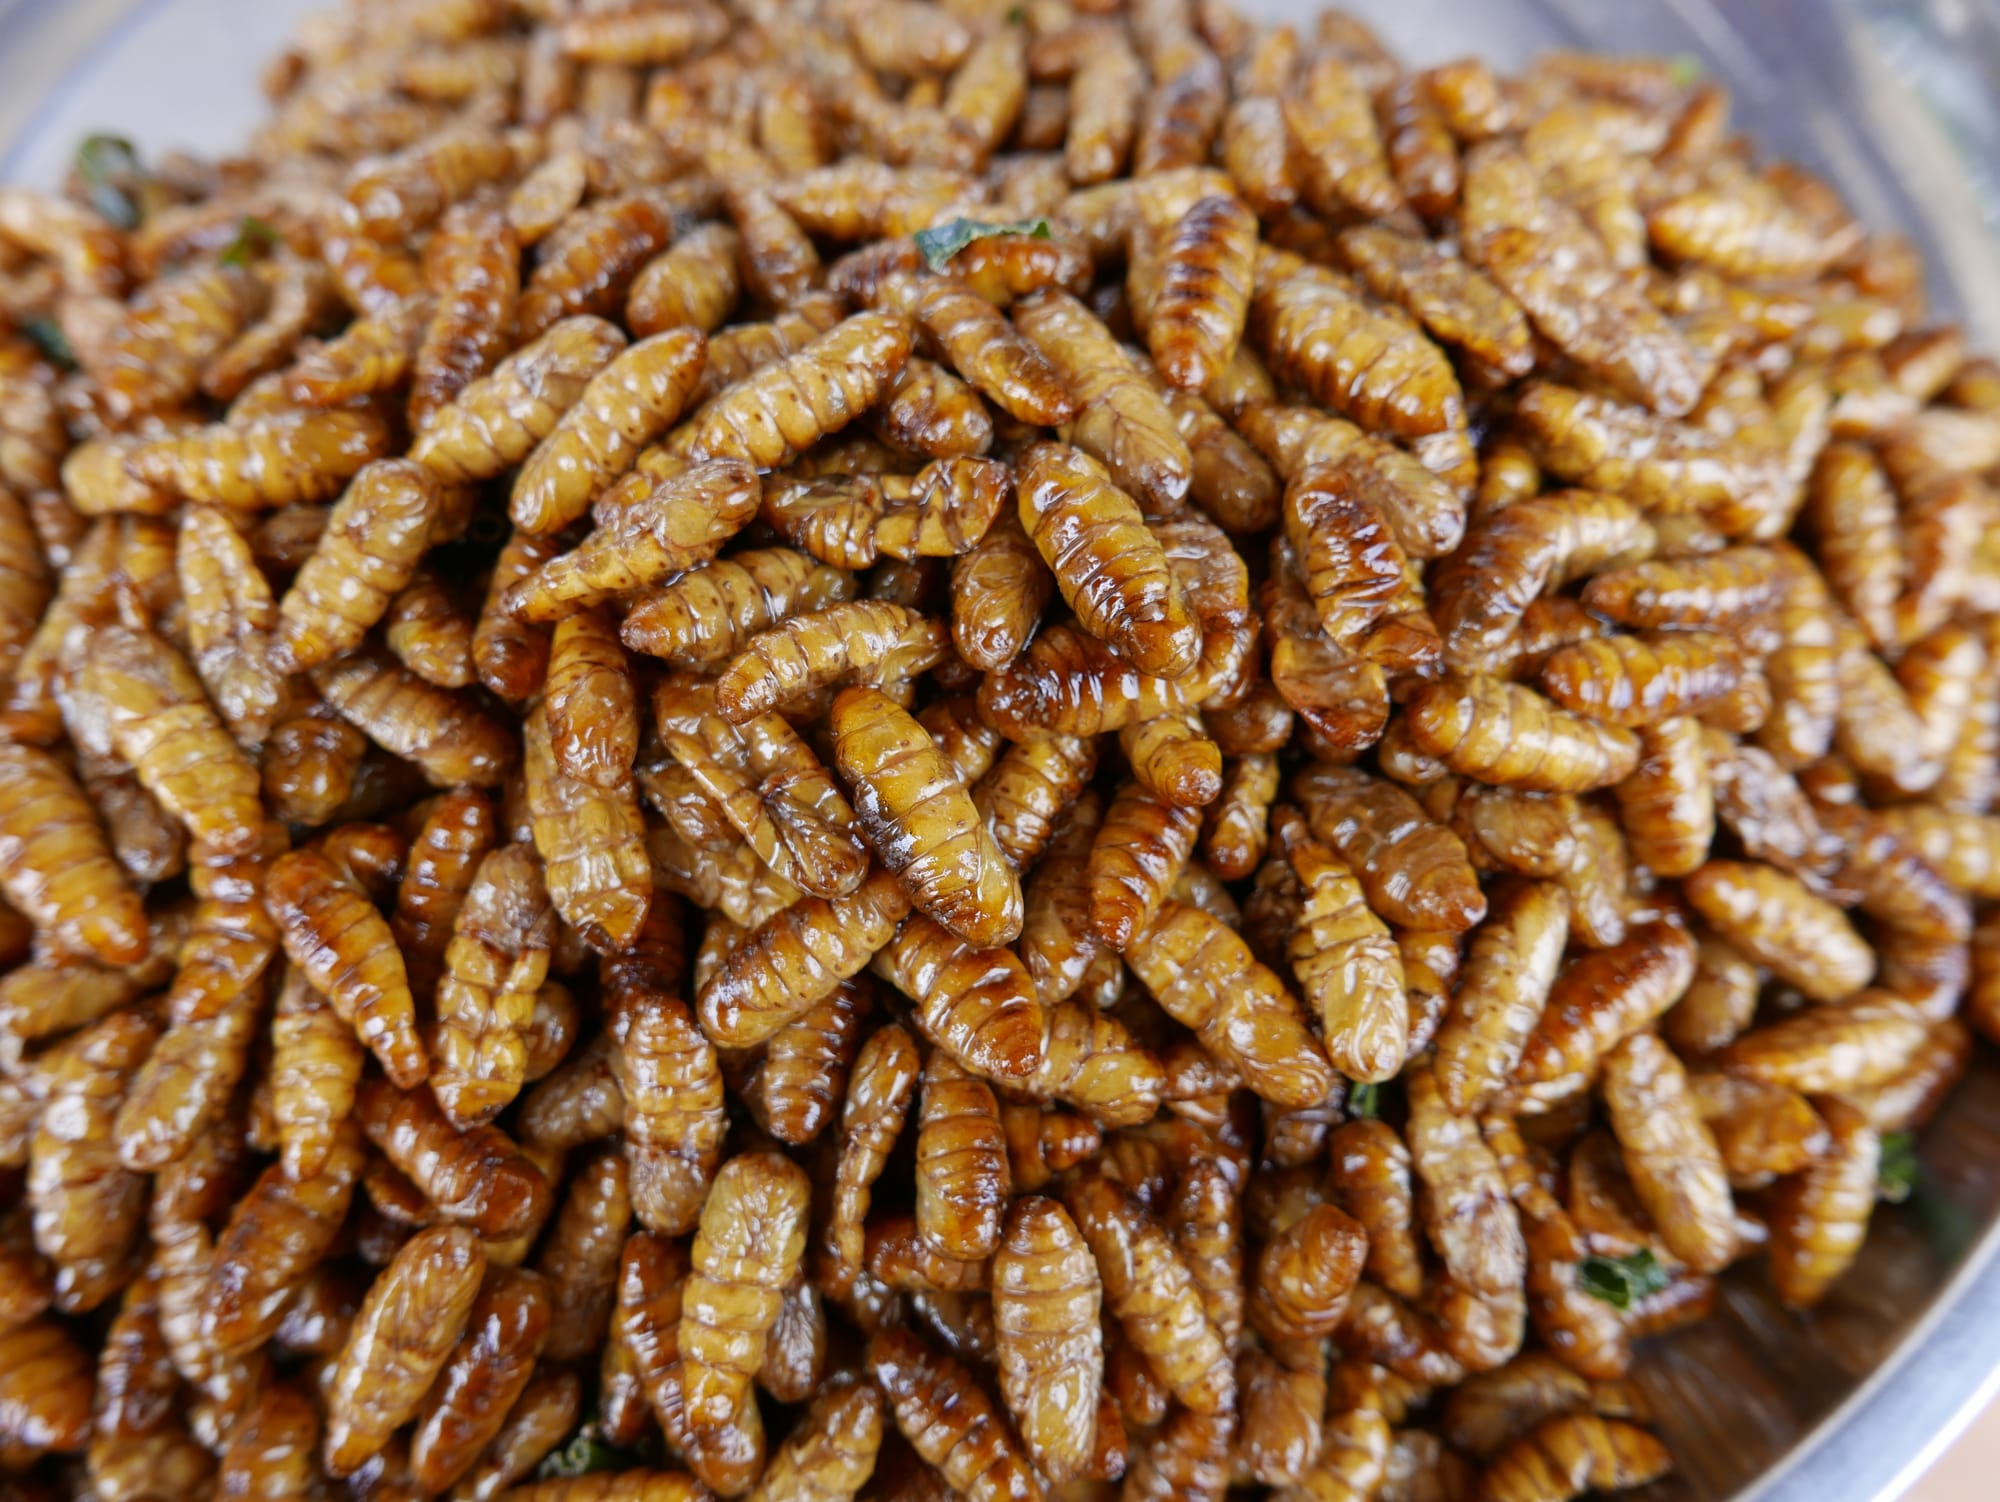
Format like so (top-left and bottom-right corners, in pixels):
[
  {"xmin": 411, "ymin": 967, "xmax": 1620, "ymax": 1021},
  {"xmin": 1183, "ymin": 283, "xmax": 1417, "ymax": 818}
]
[{"xmin": 0, "ymin": 0, "xmax": 1995, "ymax": 1498}]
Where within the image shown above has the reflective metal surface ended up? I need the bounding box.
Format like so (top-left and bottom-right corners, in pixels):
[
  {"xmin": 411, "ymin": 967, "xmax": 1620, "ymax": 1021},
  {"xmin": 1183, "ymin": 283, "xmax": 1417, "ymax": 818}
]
[{"xmin": 1, "ymin": 2, "xmax": 1998, "ymax": 1499}]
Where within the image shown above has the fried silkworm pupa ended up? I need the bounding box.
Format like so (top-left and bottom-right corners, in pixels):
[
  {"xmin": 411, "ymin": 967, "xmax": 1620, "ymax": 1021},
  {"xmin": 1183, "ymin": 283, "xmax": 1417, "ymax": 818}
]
[
  {"xmin": 1682, "ymin": 859, "xmax": 1875, "ymax": 1003},
  {"xmin": 1281, "ymin": 807, "xmax": 1409, "ymax": 1083},
  {"xmin": 744, "ymin": 1370, "xmax": 882, "ymax": 1502},
  {"xmin": 430, "ymin": 842, "xmax": 554, "ymax": 1128},
  {"xmin": 680, "ymin": 1150, "xmax": 811, "ymax": 1430},
  {"xmin": 510, "ymin": 458, "xmax": 763, "ymax": 621},
  {"xmin": 976, "ymin": 731, "xmax": 1100, "ymax": 874},
  {"xmin": 627, "ymin": 222, "xmax": 743, "ymax": 336},
  {"xmin": 1715, "ymin": 991, "xmax": 1928, "ymax": 1095},
  {"xmin": 84, "ymin": 615, "xmax": 265, "ymax": 854},
  {"xmin": 1017, "ymin": 440, "xmax": 1198, "ymax": 676},
  {"xmin": 1405, "ymin": 676, "xmax": 1642, "ymax": 794},
  {"xmin": 523, "ymin": 699, "xmax": 653, "ymax": 953},
  {"xmin": 273, "ymin": 457, "xmax": 447, "ymax": 674},
  {"xmin": 1147, "ymin": 193, "xmax": 1257, "ymax": 393},
  {"xmin": 1407, "ymin": 1060, "xmax": 1528, "ymax": 1297},
  {"xmin": 1065, "ymin": 1173, "xmax": 1235, "ymax": 1415},
  {"xmin": 1250, "ymin": 251, "xmax": 1463, "ymax": 441},
  {"xmin": 213, "ymin": 1381, "xmax": 323, "ymax": 1499},
  {"xmin": 393, "ymin": 786, "xmax": 497, "ymax": 1001},
  {"xmin": 606, "ymin": 921, "xmax": 725, "ymax": 1236},
  {"xmin": 360, "ymin": 1080, "xmax": 543, "ymax": 1241},
  {"xmin": 518, "ymin": 196, "xmax": 673, "ymax": 339},
  {"xmin": 1330, "ymin": 1117, "xmax": 1426, "ymax": 1301},
  {"xmin": 408, "ymin": 1265, "xmax": 553, "ymax": 1493},
  {"xmin": 411, "ymin": 315, "xmax": 628, "ymax": 484},
  {"xmin": 322, "ymin": 1224, "xmax": 487, "ymax": 1477},
  {"xmin": 312, "ymin": 648, "xmax": 516, "ymax": 790},
  {"xmin": 825, "ymin": 1021, "xmax": 921, "ymax": 1276},
  {"xmin": 833, "ymin": 684, "xmax": 1023, "ymax": 947},
  {"xmin": 0, "ymin": 1316, "xmax": 96, "ymax": 1454},
  {"xmin": 98, "ymin": 260, "xmax": 265, "ymax": 423},
  {"xmin": 1476, "ymin": 1414, "xmax": 1671, "ymax": 1502},
  {"xmin": 1015, "ymin": 290, "xmax": 1194, "ymax": 515},
  {"xmin": 510, "ymin": 327, "xmax": 708, "ymax": 536},
  {"xmin": 343, "ymin": 123, "xmax": 518, "ymax": 244},
  {"xmin": 476, "ymin": 530, "xmax": 560, "ymax": 702},
  {"xmin": 913, "ymin": 1050, "xmax": 1010, "ymax": 1262},
  {"xmin": 0, "ymin": 740, "xmax": 149, "ymax": 966},
  {"xmin": 675, "ymin": 310, "xmax": 914, "ymax": 470},
  {"xmin": 398, "ymin": 192, "xmax": 516, "ymax": 420},
  {"xmin": 1539, "ymin": 631, "xmax": 1743, "ymax": 729},
  {"xmin": 1601, "ymin": 1033, "xmax": 1735, "ymax": 1274},
  {"xmin": 741, "ymin": 978, "xmax": 873, "ymax": 1146},
  {"xmin": 869, "ymin": 1323, "xmax": 1048, "ymax": 1502},
  {"xmin": 1125, "ymin": 897, "xmax": 1335, "ymax": 1109},
  {"xmin": 449, "ymin": 1366, "xmax": 582, "ymax": 1501},
  {"xmin": 494, "ymin": 1471, "xmax": 713, "ymax": 1501},
  {"xmin": 1509, "ymin": 922, "xmax": 1699, "ymax": 1107},
  {"xmin": 1434, "ymin": 878, "xmax": 1571, "ymax": 1115},
  {"xmin": 175, "ymin": 505, "xmax": 286, "ymax": 748},
  {"xmin": 873, "ymin": 912, "xmax": 1043, "ymax": 1081},
  {"xmin": 1293, "ymin": 763, "xmax": 1487, "ymax": 932},
  {"xmin": 1089, "ymin": 779, "xmax": 1202, "ymax": 955},
  {"xmin": 952, "ymin": 514, "xmax": 1052, "ymax": 673},
  {"xmin": 264, "ymin": 846, "xmax": 427, "ymax": 1088},
  {"xmin": 28, "ymin": 1007, "xmax": 158, "ymax": 1308}
]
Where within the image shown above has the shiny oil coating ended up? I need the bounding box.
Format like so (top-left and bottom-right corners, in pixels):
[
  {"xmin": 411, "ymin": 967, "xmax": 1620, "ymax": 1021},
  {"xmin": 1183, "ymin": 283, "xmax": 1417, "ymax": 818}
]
[
  {"xmin": 522, "ymin": 700, "xmax": 651, "ymax": 953},
  {"xmin": 85, "ymin": 619, "xmax": 265, "ymax": 853},
  {"xmin": 322, "ymin": 1224, "xmax": 486, "ymax": 1476},
  {"xmin": 1683, "ymin": 859, "xmax": 1876, "ymax": 1002},
  {"xmin": 1125, "ymin": 899, "xmax": 1332, "ymax": 1110},
  {"xmin": 411, "ymin": 316, "xmax": 627, "ymax": 484},
  {"xmin": 1016, "ymin": 442, "xmax": 1199, "ymax": 679},
  {"xmin": 979, "ymin": 512, "xmax": 1253, "ymax": 737},
  {"xmin": 875, "ymin": 912, "xmax": 1044, "ymax": 1081},
  {"xmin": 0, "ymin": 741, "xmax": 147, "ymax": 965},
  {"xmin": 992, "ymin": 1196, "xmax": 1102, "ymax": 1482},
  {"xmin": 1407, "ymin": 676, "xmax": 1642, "ymax": 794},
  {"xmin": 265, "ymin": 848, "xmax": 427, "ymax": 1089},
  {"xmin": 680, "ymin": 1151, "xmax": 811, "ymax": 1431},
  {"xmin": 1294, "ymin": 762, "xmax": 1487, "ymax": 932},
  {"xmin": 697, "ymin": 868, "xmax": 911, "ymax": 1049},
  {"xmin": 675, "ymin": 312, "xmax": 913, "ymax": 470},
  {"xmin": 511, "ymin": 328, "xmax": 708, "ymax": 535},
  {"xmin": 274, "ymin": 456, "xmax": 445, "ymax": 673},
  {"xmin": 1283, "ymin": 811, "xmax": 1409, "ymax": 1083},
  {"xmin": 833, "ymin": 685, "xmax": 1022, "ymax": 948},
  {"xmin": 508, "ymin": 457, "xmax": 763, "ymax": 620},
  {"xmin": 657, "ymin": 672, "xmax": 868, "ymax": 901},
  {"xmin": 716, "ymin": 599, "xmax": 949, "ymax": 722},
  {"xmin": 1015, "ymin": 291, "xmax": 1194, "ymax": 515}
]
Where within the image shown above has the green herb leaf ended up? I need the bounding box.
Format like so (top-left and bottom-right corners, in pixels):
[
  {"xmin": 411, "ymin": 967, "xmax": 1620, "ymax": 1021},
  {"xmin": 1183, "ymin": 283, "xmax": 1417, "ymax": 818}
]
[
  {"xmin": 1668, "ymin": 54, "xmax": 1704, "ymax": 87},
  {"xmin": 75, "ymin": 134, "xmax": 145, "ymax": 230},
  {"xmin": 1878, "ymin": 1131, "xmax": 1919, "ymax": 1204},
  {"xmin": 20, "ymin": 316, "xmax": 76, "ymax": 371},
  {"xmin": 220, "ymin": 216, "xmax": 281, "ymax": 269},
  {"xmin": 913, "ymin": 216, "xmax": 1053, "ymax": 272},
  {"xmin": 535, "ymin": 1428, "xmax": 634, "ymax": 1480},
  {"xmin": 1347, "ymin": 1082, "xmax": 1380, "ymax": 1119},
  {"xmin": 1006, "ymin": 5, "xmax": 1026, "ymax": 21},
  {"xmin": 1577, "ymin": 1249, "xmax": 1669, "ymax": 1311}
]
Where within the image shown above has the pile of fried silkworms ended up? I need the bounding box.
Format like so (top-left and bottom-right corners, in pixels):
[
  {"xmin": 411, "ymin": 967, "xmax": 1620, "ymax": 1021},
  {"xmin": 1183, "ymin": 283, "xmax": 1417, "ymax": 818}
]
[{"xmin": 0, "ymin": 0, "xmax": 1994, "ymax": 1498}]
